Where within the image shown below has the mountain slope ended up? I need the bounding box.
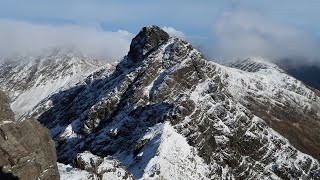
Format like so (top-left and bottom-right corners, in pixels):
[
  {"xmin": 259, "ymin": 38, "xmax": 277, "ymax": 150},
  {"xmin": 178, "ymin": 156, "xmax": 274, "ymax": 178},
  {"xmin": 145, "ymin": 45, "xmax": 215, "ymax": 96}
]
[
  {"xmin": 0, "ymin": 49, "xmax": 103, "ymax": 119},
  {"xmin": 22, "ymin": 26, "xmax": 320, "ymax": 179},
  {"xmin": 224, "ymin": 57, "xmax": 320, "ymax": 161}
]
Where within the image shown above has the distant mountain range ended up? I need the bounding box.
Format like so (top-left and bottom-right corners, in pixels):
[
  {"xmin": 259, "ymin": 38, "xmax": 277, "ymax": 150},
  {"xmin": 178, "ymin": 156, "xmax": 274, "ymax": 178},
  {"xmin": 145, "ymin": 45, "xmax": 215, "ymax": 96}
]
[
  {"xmin": 277, "ymin": 59, "xmax": 320, "ymax": 90},
  {"xmin": 0, "ymin": 50, "xmax": 103, "ymax": 119}
]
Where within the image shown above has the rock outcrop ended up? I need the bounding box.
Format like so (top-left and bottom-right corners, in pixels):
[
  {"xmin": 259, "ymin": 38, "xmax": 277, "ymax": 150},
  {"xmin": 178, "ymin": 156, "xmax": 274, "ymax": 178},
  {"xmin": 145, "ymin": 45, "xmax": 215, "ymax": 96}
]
[
  {"xmin": 0, "ymin": 91, "xmax": 59, "ymax": 180},
  {"xmin": 128, "ymin": 25, "xmax": 169, "ymax": 63},
  {"xmin": 73, "ymin": 151, "xmax": 134, "ymax": 180}
]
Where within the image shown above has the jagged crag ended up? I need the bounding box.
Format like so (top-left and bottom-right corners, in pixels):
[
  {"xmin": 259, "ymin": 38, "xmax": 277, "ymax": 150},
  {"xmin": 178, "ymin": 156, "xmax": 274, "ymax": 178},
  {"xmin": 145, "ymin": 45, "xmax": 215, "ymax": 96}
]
[{"xmin": 9, "ymin": 26, "xmax": 320, "ymax": 179}]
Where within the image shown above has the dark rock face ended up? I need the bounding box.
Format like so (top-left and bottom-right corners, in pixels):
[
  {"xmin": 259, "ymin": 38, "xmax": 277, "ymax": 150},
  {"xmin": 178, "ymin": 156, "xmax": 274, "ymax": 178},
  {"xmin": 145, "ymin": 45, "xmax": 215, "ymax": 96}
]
[
  {"xmin": 128, "ymin": 25, "xmax": 169, "ymax": 63},
  {"xmin": 0, "ymin": 91, "xmax": 59, "ymax": 180}
]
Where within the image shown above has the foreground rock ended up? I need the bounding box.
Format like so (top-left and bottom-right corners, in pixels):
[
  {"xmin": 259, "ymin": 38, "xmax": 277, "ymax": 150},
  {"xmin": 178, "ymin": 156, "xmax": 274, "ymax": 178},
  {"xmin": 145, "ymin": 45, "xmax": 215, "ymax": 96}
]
[{"xmin": 0, "ymin": 91, "xmax": 59, "ymax": 180}]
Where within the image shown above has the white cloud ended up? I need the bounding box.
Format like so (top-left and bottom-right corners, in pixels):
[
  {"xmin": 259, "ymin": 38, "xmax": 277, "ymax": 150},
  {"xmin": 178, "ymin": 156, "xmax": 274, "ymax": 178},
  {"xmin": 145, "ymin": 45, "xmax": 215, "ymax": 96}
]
[
  {"xmin": 211, "ymin": 11, "xmax": 320, "ymax": 62},
  {"xmin": 162, "ymin": 26, "xmax": 185, "ymax": 39},
  {"xmin": 0, "ymin": 19, "xmax": 134, "ymax": 60}
]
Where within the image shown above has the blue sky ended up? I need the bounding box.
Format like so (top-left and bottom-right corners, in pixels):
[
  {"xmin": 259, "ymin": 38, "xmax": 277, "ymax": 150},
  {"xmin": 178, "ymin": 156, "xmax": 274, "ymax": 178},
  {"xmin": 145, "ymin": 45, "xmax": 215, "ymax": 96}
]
[{"xmin": 1, "ymin": 0, "xmax": 320, "ymax": 63}]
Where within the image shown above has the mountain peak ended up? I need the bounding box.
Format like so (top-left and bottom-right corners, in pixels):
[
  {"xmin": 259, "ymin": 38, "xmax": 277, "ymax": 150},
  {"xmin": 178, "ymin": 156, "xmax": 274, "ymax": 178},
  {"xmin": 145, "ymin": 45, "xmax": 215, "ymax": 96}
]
[{"xmin": 128, "ymin": 25, "xmax": 169, "ymax": 62}]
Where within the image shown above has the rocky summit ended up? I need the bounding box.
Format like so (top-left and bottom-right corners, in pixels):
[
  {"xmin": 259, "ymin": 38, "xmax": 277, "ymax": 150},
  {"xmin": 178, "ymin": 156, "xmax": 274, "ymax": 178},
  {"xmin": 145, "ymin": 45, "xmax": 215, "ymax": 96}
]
[
  {"xmin": 128, "ymin": 26, "xmax": 170, "ymax": 63},
  {"xmin": 11, "ymin": 26, "xmax": 318, "ymax": 179}
]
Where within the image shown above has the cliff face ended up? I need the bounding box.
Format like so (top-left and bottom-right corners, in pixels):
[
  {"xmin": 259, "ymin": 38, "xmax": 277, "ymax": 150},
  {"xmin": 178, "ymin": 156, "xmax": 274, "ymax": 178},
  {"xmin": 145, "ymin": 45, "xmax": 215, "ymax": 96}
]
[{"xmin": 0, "ymin": 91, "xmax": 59, "ymax": 180}]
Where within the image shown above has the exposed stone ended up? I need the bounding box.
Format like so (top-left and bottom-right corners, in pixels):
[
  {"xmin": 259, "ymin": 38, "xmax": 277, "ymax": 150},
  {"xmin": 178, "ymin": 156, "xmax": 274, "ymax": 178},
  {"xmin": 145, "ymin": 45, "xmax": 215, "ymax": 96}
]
[
  {"xmin": 73, "ymin": 151, "xmax": 134, "ymax": 180},
  {"xmin": 0, "ymin": 91, "xmax": 14, "ymax": 122},
  {"xmin": 128, "ymin": 25, "xmax": 169, "ymax": 63},
  {"xmin": 0, "ymin": 91, "xmax": 59, "ymax": 180}
]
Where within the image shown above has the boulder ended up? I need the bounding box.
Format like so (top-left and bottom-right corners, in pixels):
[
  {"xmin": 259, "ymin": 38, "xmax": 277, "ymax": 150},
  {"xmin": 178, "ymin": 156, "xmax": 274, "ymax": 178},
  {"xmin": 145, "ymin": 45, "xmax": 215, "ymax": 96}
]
[{"xmin": 0, "ymin": 91, "xmax": 59, "ymax": 180}]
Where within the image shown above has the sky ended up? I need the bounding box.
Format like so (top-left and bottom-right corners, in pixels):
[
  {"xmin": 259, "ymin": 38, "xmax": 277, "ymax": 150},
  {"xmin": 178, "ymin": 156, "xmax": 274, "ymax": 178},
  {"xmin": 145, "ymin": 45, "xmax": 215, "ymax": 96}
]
[{"xmin": 0, "ymin": 0, "xmax": 320, "ymax": 64}]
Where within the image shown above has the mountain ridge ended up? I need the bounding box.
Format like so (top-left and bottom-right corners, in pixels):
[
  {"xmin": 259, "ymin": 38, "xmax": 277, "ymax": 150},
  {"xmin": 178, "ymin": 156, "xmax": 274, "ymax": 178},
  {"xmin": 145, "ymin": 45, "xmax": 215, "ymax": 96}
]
[
  {"xmin": 0, "ymin": 26, "xmax": 319, "ymax": 179},
  {"xmin": 18, "ymin": 26, "xmax": 320, "ymax": 179}
]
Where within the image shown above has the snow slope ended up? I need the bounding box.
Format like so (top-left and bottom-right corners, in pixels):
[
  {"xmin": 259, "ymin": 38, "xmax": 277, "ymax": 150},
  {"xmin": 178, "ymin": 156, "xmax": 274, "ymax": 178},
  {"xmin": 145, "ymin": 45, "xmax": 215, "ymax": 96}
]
[{"xmin": 0, "ymin": 49, "xmax": 106, "ymax": 119}]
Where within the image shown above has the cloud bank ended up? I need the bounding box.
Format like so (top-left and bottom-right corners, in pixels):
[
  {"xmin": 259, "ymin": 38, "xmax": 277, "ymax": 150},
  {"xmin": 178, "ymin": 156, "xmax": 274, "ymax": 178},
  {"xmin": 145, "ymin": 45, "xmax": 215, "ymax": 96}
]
[
  {"xmin": 211, "ymin": 11, "xmax": 320, "ymax": 64},
  {"xmin": 162, "ymin": 26, "xmax": 185, "ymax": 39},
  {"xmin": 0, "ymin": 19, "xmax": 134, "ymax": 60},
  {"xmin": 1, "ymin": 13, "xmax": 320, "ymax": 66},
  {"xmin": 0, "ymin": 20, "xmax": 190, "ymax": 61}
]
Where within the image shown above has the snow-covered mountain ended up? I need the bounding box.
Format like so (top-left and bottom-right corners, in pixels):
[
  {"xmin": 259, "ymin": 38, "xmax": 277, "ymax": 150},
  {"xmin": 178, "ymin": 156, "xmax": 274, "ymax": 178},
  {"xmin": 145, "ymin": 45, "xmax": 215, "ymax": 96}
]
[
  {"xmin": 0, "ymin": 49, "xmax": 105, "ymax": 119},
  {"xmin": 10, "ymin": 26, "xmax": 318, "ymax": 179},
  {"xmin": 277, "ymin": 59, "xmax": 320, "ymax": 90},
  {"xmin": 223, "ymin": 57, "xmax": 320, "ymax": 161}
]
